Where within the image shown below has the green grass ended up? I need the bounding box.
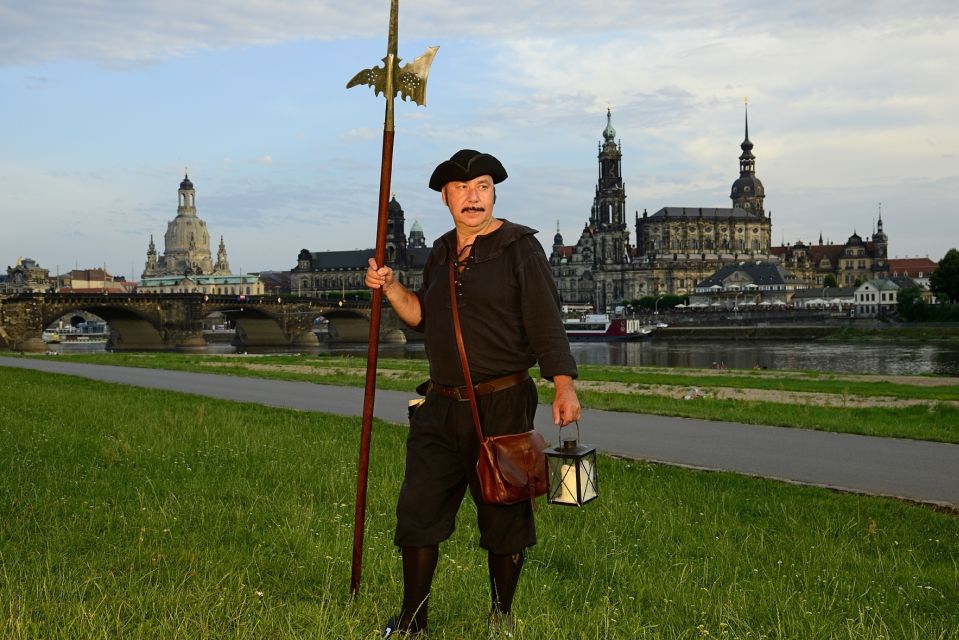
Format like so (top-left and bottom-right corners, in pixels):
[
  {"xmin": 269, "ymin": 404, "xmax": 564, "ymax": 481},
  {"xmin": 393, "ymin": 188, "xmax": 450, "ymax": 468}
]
[
  {"xmin": 565, "ymin": 390, "xmax": 959, "ymax": 443},
  {"xmin": 47, "ymin": 351, "xmax": 959, "ymax": 402},
  {"xmin": 1, "ymin": 368, "xmax": 957, "ymax": 639},
  {"xmin": 39, "ymin": 352, "xmax": 959, "ymax": 401},
  {"xmin": 22, "ymin": 352, "xmax": 959, "ymax": 444}
]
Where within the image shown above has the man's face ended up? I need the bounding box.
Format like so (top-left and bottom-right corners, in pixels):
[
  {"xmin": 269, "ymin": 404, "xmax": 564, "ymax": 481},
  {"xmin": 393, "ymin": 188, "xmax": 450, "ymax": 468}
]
[{"xmin": 442, "ymin": 175, "xmax": 496, "ymax": 233}]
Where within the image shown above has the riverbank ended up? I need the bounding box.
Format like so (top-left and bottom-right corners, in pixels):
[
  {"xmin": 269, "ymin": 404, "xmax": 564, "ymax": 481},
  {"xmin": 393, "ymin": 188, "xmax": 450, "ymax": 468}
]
[
  {"xmin": 653, "ymin": 322, "xmax": 959, "ymax": 341},
  {"xmin": 10, "ymin": 352, "xmax": 959, "ymax": 443},
  {"xmin": 2, "ymin": 368, "xmax": 956, "ymax": 638}
]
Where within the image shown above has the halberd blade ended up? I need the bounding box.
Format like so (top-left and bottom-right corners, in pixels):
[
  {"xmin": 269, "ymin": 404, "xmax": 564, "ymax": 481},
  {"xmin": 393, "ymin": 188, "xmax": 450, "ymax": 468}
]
[{"xmin": 396, "ymin": 46, "xmax": 439, "ymax": 105}]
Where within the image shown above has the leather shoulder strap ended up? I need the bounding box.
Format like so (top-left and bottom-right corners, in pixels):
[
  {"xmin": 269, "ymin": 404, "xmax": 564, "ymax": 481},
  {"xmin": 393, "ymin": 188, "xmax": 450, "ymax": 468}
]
[{"xmin": 448, "ymin": 260, "xmax": 485, "ymax": 442}]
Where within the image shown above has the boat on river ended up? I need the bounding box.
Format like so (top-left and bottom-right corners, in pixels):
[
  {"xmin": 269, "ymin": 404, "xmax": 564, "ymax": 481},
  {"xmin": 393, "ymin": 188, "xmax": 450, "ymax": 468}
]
[
  {"xmin": 43, "ymin": 322, "xmax": 110, "ymax": 344},
  {"xmin": 563, "ymin": 313, "xmax": 652, "ymax": 341}
]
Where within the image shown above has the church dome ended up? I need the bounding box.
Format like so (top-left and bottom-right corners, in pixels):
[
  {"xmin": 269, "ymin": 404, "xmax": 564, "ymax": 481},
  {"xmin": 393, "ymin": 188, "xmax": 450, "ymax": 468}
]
[
  {"xmin": 730, "ymin": 174, "xmax": 765, "ymax": 200},
  {"xmin": 180, "ymin": 174, "xmax": 194, "ymax": 190}
]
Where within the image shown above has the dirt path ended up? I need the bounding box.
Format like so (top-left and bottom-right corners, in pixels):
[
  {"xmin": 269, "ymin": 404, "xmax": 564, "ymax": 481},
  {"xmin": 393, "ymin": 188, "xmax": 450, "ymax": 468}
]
[
  {"xmin": 200, "ymin": 361, "xmax": 958, "ymax": 409},
  {"xmin": 570, "ymin": 379, "xmax": 958, "ymax": 409}
]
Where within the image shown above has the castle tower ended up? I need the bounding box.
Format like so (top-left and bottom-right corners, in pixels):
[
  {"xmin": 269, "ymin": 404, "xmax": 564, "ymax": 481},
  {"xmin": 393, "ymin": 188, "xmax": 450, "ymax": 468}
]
[
  {"xmin": 729, "ymin": 105, "xmax": 766, "ymax": 215},
  {"xmin": 386, "ymin": 195, "xmax": 408, "ymax": 264},
  {"xmin": 214, "ymin": 235, "xmax": 231, "ymax": 274},
  {"xmin": 144, "ymin": 235, "xmax": 159, "ymax": 277},
  {"xmin": 872, "ymin": 206, "xmax": 888, "ymax": 269},
  {"xmin": 408, "ymin": 219, "xmax": 426, "ymax": 249},
  {"xmin": 553, "ymin": 220, "xmax": 564, "ymax": 254}
]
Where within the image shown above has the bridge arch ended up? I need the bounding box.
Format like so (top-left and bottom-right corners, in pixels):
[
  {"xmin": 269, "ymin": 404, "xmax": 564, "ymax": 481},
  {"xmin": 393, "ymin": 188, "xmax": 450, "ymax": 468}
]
[{"xmin": 0, "ymin": 293, "xmax": 407, "ymax": 352}]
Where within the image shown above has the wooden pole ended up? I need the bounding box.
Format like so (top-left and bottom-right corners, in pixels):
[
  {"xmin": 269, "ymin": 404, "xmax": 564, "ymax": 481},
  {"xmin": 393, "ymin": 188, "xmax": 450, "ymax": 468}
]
[{"xmin": 351, "ymin": 47, "xmax": 396, "ymax": 597}]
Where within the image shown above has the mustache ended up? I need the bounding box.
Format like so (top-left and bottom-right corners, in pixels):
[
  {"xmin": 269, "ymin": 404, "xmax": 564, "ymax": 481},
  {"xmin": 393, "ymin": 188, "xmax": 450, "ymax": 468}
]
[{"xmin": 460, "ymin": 206, "xmax": 486, "ymax": 213}]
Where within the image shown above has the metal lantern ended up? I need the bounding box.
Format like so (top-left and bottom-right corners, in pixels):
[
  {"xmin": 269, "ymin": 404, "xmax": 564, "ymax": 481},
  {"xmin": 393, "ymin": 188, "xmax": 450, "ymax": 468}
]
[{"xmin": 545, "ymin": 423, "xmax": 598, "ymax": 506}]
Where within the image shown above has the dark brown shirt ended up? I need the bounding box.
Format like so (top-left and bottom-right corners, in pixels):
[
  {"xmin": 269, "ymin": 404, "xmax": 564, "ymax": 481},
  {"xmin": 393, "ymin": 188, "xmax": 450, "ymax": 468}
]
[{"xmin": 411, "ymin": 220, "xmax": 578, "ymax": 386}]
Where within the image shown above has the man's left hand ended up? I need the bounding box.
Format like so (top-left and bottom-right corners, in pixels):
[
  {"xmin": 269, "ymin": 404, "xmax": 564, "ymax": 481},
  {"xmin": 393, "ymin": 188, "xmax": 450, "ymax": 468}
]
[{"xmin": 551, "ymin": 375, "xmax": 581, "ymax": 427}]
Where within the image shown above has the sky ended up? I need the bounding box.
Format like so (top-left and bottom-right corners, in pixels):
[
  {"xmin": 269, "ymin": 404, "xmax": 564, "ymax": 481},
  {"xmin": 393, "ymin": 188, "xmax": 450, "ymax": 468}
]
[{"xmin": 2, "ymin": 1, "xmax": 958, "ymax": 280}]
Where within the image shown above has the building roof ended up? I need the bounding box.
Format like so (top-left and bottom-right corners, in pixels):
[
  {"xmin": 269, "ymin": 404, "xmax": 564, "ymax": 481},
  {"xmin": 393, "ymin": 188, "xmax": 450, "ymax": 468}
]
[
  {"xmin": 303, "ymin": 246, "xmax": 431, "ymax": 271},
  {"xmin": 255, "ymin": 270, "xmax": 292, "ymax": 287},
  {"xmin": 696, "ymin": 261, "xmax": 806, "ymax": 290},
  {"xmin": 771, "ymin": 240, "xmax": 878, "ymax": 267},
  {"xmin": 140, "ymin": 274, "xmax": 260, "ymax": 286},
  {"xmin": 888, "ymin": 257, "xmax": 937, "ymax": 277},
  {"xmin": 858, "ymin": 278, "xmax": 899, "ymax": 291},
  {"xmin": 644, "ymin": 206, "xmax": 763, "ymax": 221},
  {"xmin": 890, "ymin": 275, "xmax": 922, "ymax": 290}
]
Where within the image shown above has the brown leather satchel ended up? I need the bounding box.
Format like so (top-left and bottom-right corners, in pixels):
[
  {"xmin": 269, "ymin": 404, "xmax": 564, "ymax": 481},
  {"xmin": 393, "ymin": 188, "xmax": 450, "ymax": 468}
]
[
  {"xmin": 476, "ymin": 430, "xmax": 548, "ymax": 505},
  {"xmin": 448, "ymin": 261, "xmax": 548, "ymax": 505}
]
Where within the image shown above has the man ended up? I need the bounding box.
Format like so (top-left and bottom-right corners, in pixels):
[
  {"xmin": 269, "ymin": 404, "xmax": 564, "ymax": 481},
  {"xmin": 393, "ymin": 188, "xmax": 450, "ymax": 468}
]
[{"xmin": 366, "ymin": 149, "xmax": 581, "ymax": 637}]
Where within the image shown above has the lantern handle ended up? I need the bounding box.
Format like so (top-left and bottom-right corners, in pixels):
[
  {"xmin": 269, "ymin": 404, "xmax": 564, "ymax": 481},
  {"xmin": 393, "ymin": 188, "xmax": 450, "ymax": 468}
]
[{"xmin": 556, "ymin": 420, "xmax": 581, "ymax": 448}]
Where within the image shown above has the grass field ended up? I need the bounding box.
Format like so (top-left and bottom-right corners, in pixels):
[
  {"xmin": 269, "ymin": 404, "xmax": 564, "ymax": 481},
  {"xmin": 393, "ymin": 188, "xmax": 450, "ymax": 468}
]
[
  {"xmin": 28, "ymin": 352, "xmax": 959, "ymax": 444},
  {"xmin": 1, "ymin": 366, "xmax": 957, "ymax": 639}
]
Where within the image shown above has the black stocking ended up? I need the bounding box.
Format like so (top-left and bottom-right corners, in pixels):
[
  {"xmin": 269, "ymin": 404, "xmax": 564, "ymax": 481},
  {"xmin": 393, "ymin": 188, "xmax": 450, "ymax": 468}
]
[
  {"xmin": 488, "ymin": 550, "xmax": 524, "ymax": 615},
  {"xmin": 397, "ymin": 545, "xmax": 438, "ymax": 632}
]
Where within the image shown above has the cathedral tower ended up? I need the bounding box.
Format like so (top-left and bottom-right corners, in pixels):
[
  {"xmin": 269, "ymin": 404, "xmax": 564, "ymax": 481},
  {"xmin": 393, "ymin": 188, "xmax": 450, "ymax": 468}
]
[
  {"xmin": 589, "ymin": 108, "xmax": 630, "ymax": 269},
  {"xmin": 592, "ymin": 108, "xmax": 627, "ymax": 230},
  {"xmin": 729, "ymin": 105, "xmax": 766, "ymax": 215}
]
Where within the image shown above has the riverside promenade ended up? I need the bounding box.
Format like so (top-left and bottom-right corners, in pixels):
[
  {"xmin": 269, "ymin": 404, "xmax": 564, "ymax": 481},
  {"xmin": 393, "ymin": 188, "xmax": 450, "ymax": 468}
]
[{"xmin": 3, "ymin": 356, "xmax": 958, "ymax": 509}]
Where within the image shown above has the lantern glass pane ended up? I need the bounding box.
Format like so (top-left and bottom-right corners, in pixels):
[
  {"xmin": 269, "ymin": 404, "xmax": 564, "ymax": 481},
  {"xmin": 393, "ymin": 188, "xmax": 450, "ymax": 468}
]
[
  {"xmin": 550, "ymin": 456, "xmax": 580, "ymax": 505},
  {"xmin": 579, "ymin": 453, "xmax": 598, "ymax": 504}
]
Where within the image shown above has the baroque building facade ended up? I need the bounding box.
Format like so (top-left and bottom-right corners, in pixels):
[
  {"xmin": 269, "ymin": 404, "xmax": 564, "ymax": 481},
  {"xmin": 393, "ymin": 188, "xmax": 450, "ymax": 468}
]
[
  {"xmin": 551, "ymin": 109, "xmax": 894, "ymax": 310},
  {"xmin": 142, "ymin": 174, "xmax": 232, "ymax": 279},
  {"xmin": 551, "ymin": 109, "xmax": 774, "ymax": 311},
  {"xmin": 771, "ymin": 219, "xmax": 889, "ymax": 287},
  {"xmin": 291, "ymin": 196, "xmax": 430, "ymax": 298},
  {"xmin": 138, "ymin": 174, "xmax": 261, "ymax": 295},
  {"xmin": 2, "ymin": 257, "xmax": 50, "ymax": 293}
]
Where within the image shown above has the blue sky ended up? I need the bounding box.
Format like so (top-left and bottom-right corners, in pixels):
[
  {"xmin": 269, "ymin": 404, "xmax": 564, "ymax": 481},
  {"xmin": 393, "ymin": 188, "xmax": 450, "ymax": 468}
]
[{"xmin": 2, "ymin": 1, "xmax": 957, "ymax": 279}]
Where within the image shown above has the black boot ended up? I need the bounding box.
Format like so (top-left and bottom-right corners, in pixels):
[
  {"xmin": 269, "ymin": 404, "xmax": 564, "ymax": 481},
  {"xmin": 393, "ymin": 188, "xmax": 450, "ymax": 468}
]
[
  {"xmin": 487, "ymin": 550, "xmax": 523, "ymax": 637},
  {"xmin": 383, "ymin": 545, "xmax": 438, "ymax": 637}
]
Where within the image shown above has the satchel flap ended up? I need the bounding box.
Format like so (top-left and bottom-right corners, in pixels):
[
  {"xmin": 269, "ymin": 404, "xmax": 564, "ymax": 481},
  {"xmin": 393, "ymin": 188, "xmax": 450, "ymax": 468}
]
[{"xmin": 491, "ymin": 431, "xmax": 547, "ymax": 487}]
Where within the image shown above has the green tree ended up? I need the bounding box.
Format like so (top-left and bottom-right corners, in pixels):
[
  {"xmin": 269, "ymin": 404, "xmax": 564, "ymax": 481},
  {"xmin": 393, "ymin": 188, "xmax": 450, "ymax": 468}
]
[
  {"xmin": 823, "ymin": 274, "xmax": 839, "ymax": 288},
  {"xmin": 930, "ymin": 248, "xmax": 959, "ymax": 303},
  {"xmin": 896, "ymin": 287, "xmax": 928, "ymax": 322}
]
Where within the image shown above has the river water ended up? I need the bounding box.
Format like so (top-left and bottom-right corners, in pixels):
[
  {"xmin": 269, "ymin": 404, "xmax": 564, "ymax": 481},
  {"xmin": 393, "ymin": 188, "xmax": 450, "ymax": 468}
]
[{"xmin": 48, "ymin": 338, "xmax": 959, "ymax": 376}]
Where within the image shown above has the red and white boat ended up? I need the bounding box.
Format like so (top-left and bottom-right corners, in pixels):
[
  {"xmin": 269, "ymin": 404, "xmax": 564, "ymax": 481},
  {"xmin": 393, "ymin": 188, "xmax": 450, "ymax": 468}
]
[{"xmin": 563, "ymin": 314, "xmax": 652, "ymax": 341}]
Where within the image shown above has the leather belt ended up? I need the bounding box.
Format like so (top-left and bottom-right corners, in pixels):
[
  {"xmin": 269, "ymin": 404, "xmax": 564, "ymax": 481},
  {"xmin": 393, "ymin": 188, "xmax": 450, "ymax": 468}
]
[{"xmin": 428, "ymin": 370, "xmax": 529, "ymax": 401}]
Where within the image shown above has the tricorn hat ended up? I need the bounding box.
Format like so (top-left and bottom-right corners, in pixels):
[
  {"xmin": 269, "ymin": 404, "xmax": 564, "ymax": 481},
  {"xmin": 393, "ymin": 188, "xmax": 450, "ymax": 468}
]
[{"xmin": 428, "ymin": 149, "xmax": 508, "ymax": 191}]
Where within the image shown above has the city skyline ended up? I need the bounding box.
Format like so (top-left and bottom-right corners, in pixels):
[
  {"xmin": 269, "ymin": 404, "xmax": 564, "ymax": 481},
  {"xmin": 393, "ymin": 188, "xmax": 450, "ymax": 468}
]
[{"xmin": 2, "ymin": 1, "xmax": 957, "ymax": 279}]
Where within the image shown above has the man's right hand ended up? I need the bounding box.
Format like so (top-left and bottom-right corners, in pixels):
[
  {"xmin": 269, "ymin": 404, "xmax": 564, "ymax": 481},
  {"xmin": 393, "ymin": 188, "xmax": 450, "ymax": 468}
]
[{"xmin": 365, "ymin": 257, "xmax": 394, "ymax": 292}]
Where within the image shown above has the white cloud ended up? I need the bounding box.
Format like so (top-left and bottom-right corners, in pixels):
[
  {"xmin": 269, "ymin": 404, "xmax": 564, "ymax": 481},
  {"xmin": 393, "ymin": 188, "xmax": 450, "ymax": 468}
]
[
  {"xmin": 2, "ymin": 0, "xmax": 958, "ymax": 269},
  {"xmin": 5, "ymin": 1, "xmax": 956, "ymax": 67}
]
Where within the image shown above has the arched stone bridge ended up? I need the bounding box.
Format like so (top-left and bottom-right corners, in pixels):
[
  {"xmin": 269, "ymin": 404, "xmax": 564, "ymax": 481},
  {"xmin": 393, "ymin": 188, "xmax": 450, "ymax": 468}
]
[{"xmin": 0, "ymin": 293, "xmax": 408, "ymax": 352}]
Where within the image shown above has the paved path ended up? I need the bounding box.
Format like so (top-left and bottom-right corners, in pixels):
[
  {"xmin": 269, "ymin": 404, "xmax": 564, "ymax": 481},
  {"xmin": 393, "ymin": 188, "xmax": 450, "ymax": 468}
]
[{"xmin": 3, "ymin": 356, "xmax": 958, "ymax": 509}]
